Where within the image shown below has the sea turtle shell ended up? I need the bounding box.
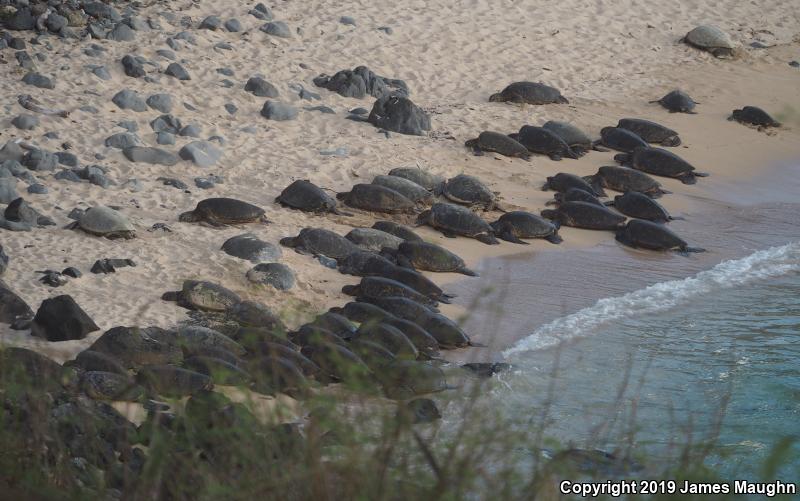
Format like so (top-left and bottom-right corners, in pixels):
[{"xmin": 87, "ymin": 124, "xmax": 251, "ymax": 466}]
[
  {"xmin": 179, "ymin": 198, "xmax": 266, "ymax": 224},
  {"xmin": 371, "ymin": 175, "xmax": 434, "ymax": 204},
  {"xmin": 442, "ymin": 174, "xmax": 498, "ymax": 209},
  {"xmin": 275, "ymin": 180, "xmax": 339, "ymax": 214},
  {"xmin": 279, "ymin": 227, "xmax": 359, "ymax": 260},
  {"xmin": 387, "ymin": 167, "xmax": 444, "ymax": 192},
  {"xmin": 542, "ymin": 121, "xmax": 594, "ymax": 152},
  {"xmin": 336, "ymin": 184, "xmax": 416, "ymax": 213},
  {"xmin": 616, "ymin": 118, "xmax": 681, "ymax": 147},
  {"xmin": 464, "ymin": 131, "xmax": 530, "ymax": 158},
  {"xmin": 489, "ymin": 82, "xmax": 568, "ymax": 104},
  {"xmin": 78, "ymin": 206, "xmax": 135, "ymax": 239},
  {"xmin": 683, "ymin": 25, "xmax": 735, "ymax": 58},
  {"xmin": 417, "ymin": 203, "xmax": 499, "ymax": 245}
]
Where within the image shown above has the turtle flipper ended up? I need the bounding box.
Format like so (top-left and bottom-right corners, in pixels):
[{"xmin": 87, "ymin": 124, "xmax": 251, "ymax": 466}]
[
  {"xmin": 614, "ymin": 231, "xmax": 635, "ymax": 248},
  {"xmin": 548, "ymin": 153, "xmax": 563, "ymax": 161},
  {"xmin": 680, "ymin": 246, "xmax": 706, "ymax": 254},
  {"xmin": 668, "ymin": 215, "xmax": 686, "ymax": 221},
  {"xmin": 477, "ymin": 233, "xmax": 500, "ymax": 245},
  {"xmin": 679, "ymin": 174, "xmax": 698, "ymax": 185},
  {"xmin": 279, "ymin": 237, "xmax": 297, "ymax": 248},
  {"xmin": 458, "ymin": 266, "xmax": 478, "ymax": 277},
  {"xmin": 545, "ymin": 233, "xmax": 563, "ymax": 244},
  {"xmin": 497, "ymin": 231, "xmax": 528, "ymax": 245},
  {"xmin": 693, "ymin": 172, "xmax": 710, "ymax": 177}
]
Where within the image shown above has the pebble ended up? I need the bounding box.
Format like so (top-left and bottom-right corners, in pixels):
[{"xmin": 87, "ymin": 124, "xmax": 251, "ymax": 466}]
[
  {"xmin": 224, "ymin": 103, "xmax": 238, "ymax": 115},
  {"xmin": 165, "ymin": 63, "xmax": 191, "ymax": 80},
  {"xmin": 117, "ymin": 120, "xmax": 139, "ymax": 132},
  {"xmin": 340, "ymin": 16, "xmax": 357, "ymax": 26},
  {"xmin": 107, "ymin": 23, "xmax": 136, "ymax": 41},
  {"xmin": 54, "ymin": 169, "xmax": 82, "ymax": 182},
  {"xmin": 179, "ymin": 141, "xmax": 222, "ymax": 167},
  {"xmin": 146, "ymin": 93, "xmax": 173, "ymax": 113},
  {"xmin": 225, "ymin": 19, "xmax": 242, "ymax": 32},
  {"xmin": 22, "ymin": 72, "xmax": 55, "ymax": 89},
  {"xmin": 112, "ymin": 89, "xmax": 148, "ymax": 111},
  {"xmin": 214, "ymin": 42, "xmax": 234, "ymax": 50},
  {"xmin": 123, "ymin": 147, "xmax": 180, "ymax": 166},
  {"xmin": 11, "ymin": 114, "xmax": 39, "ymax": 130},
  {"xmin": 261, "ymin": 21, "xmax": 291, "ymax": 38},
  {"xmin": 377, "ymin": 26, "xmax": 393, "ymax": 35},
  {"xmin": 31, "ymin": 295, "xmax": 100, "ymax": 342},
  {"xmin": 27, "ymin": 183, "xmax": 48, "ymax": 194},
  {"xmin": 158, "ymin": 177, "xmax": 188, "ymax": 190},
  {"xmin": 0, "ymin": 179, "xmax": 21, "ymax": 204},
  {"xmin": 199, "ymin": 16, "xmax": 222, "ymax": 30},
  {"xmin": 305, "ymin": 105, "xmax": 335, "ymax": 114},
  {"xmin": 121, "ymin": 54, "xmax": 146, "ymax": 77},
  {"xmin": 23, "ymin": 150, "xmax": 58, "ymax": 171},
  {"xmin": 790, "ymin": 61, "xmax": 800, "ymax": 68},
  {"xmin": 92, "ymin": 66, "xmax": 112, "ymax": 80},
  {"xmin": 179, "ymin": 124, "xmax": 201, "ymax": 137},
  {"xmin": 156, "ymin": 49, "xmax": 176, "ymax": 60},
  {"xmin": 15, "ymin": 51, "xmax": 35, "ymax": 70},
  {"xmin": 105, "ymin": 133, "xmax": 141, "ymax": 149},
  {"xmin": 151, "ymin": 114, "xmax": 182, "ymax": 134},
  {"xmin": 217, "ymin": 68, "xmax": 235, "ymax": 76},
  {"xmin": 91, "ymin": 258, "xmax": 136, "ymax": 274},
  {"xmin": 156, "ymin": 132, "xmax": 175, "ymax": 145},
  {"xmin": 319, "ymin": 147, "xmax": 348, "ymax": 157},
  {"xmin": 245, "ymin": 77, "xmax": 280, "ymax": 97},
  {"xmin": 55, "ymin": 152, "xmax": 79, "ymax": 167},
  {"xmin": 250, "ymin": 3, "xmax": 274, "ymax": 20},
  {"xmin": 260, "ymin": 101, "xmax": 298, "ymax": 121}
]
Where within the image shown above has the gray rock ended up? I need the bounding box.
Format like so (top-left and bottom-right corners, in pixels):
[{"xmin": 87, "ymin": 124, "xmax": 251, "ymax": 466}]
[
  {"xmin": 84, "ymin": 1, "xmax": 122, "ymax": 22},
  {"xmin": 225, "ymin": 19, "xmax": 242, "ymax": 32},
  {"xmin": 11, "ymin": 114, "xmax": 38, "ymax": 130},
  {"xmin": 260, "ymin": 101, "xmax": 298, "ymax": 121},
  {"xmin": 117, "ymin": 120, "xmax": 138, "ymax": 132},
  {"xmin": 4, "ymin": 8, "xmax": 35, "ymax": 31},
  {"xmin": 4, "ymin": 197, "xmax": 40, "ymax": 225},
  {"xmin": 150, "ymin": 114, "xmax": 182, "ymax": 134},
  {"xmin": 112, "ymin": 89, "xmax": 148, "ymax": 111},
  {"xmin": 222, "ymin": 233, "xmax": 282, "ymax": 262},
  {"xmin": 165, "ymin": 62, "xmax": 190, "ymax": 80},
  {"xmin": 156, "ymin": 132, "xmax": 175, "ymax": 145},
  {"xmin": 124, "ymin": 179, "xmax": 144, "ymax": 192},
  {"xmin": 789, "ymin": 61, "xmax": 800, "ymax": 68},
  {"xmin": 224, "ymin": 103, "xmax": 238, "ymax": 115},
  {"xmin": 158, "ymin": 177, "xmax": 188, "ymax": 190},
  {"xmin": 46, "ymin": 14, "xmax": 69, "ymax": 32},
  {"xmin": 31, "ymin": 295, "xmax": 99, "ymax": 342},
  {"xmin": 377, "ymin": 26, "xmax": 393, "ymax": 35},
  {"xmin": 0, "ymin": 281, "xmax": 33, "ymax": 324},
  {"xmin": 246, "ymin": 263, "xmax": 295, "ymax": 290},
  {"xmin": 313, "ymin": 65, "xmax": 408, "ymax": 99},
  {"xmin": 79, "ymin": 105, "xmax": 100, "ymax": 113},
  {"xmin": 55, "ymin": 152, "xmax": 79, "ymax": 167},
  {"xmin": 214, "ymin": 42, "xmax": 234, "ymax": 50},
  {"xmin": 250, "ymin": 3, "xmax": 273, "ymax": 20},
  {"xmin": 27, "ymin": 183, "xmax": 48, "ymax": 194},
  {"xmin": 178, "ymin": 124, "xmax": 201, "ymax": 137},
  {"xmin": 179, "ymin": 141, "xmax": 222, "ymax": 167},
  {"xmin": 368, "ymin": 96, "xmax": 431, "ymax": 136},
  {"xmin": 0, "ymin": 218, "xmax": 32, "ymax": 232},
  {"xmin": 84, "ymin": 166, "xmax": 111, "ymax": 188},
  {"xmin": 146, "ymin": 93, "xmax": 173, "ymax": 113},
  {"xmin": 105, "ymin": 132, "xmax": 141, "ymax": 149},
  {"xmin": 261, "ymin": 21, "xmax": 291, "ymax": 38},
  {"xmin": 305, "ymin": 105, "xmax": 336, "ymax": 114},
  {"xmin": 23, "ymin": 150, "xmax": 58, "ymax": 171},
  {"xmin": 54, "ymin": 169, "xmax": 82, "ymax": 182},
  {"xmin": 15, "ymin": 51, "xmax": 35, "ymax": 70},
  {"xmin": 340, "ymin": 16, "xmax": 356, "ymax": 26},
  {"xmin": 217, "ymin": 67, "xmax": 235, "ymax": 76},
  {"xmin": 156, "ymin": 49, "xmax": 176, "ymax": 60},
  {"xmin": 121, "ymin": 55, "xmax": 146, "ymax": 77},
  {"xmin": 123, "ymin": 147, "xmax": 179, "ymax": 166},
  {"xmin": 194, "ymin": 177, "xmax": 216, "ymax": 189},
  {"xmin": 200, "ymin": 15, "xmax": 222, "ymax": 30},
  {"xmin": 125, "ymin": 16, "xmax": 150, "ymax": 31},
  {"xmin": 107, "ymin": 23, "xmax": 136, "ymax": 41},
  {"xmin": 22, "ymin": 72, "xmax": 55, "ymax": 89},
  {"xmin": 92, "ymin": 66, "xmax": 112, "ymax": 80},
  {"xmin": 0, "ymin": 245, "xmax": 6, "ymax": 276},
  {"xmin": 9, "ymin": 38, "xmax": 25, "ymax": 50},
  {"xmin": 245, "ymin": 77, "xmax": 279, "ymax": 97},
  {"xmin": 0, "ymin": 178, "xmax": 20, "ymax": 204}
]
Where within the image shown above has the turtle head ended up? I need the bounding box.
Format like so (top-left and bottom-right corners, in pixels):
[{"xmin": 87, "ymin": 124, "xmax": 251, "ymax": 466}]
[
  {"xmin": 335, "ymin": 191, "xmax": 348, "ymax": 200},
  {"xmin": 488, "ymin": 93, "xmax": 504, "ymax": 103},
  {"xmin": 540, "ymin": 209, "xmax": 559, "ymax": 221},
  {"xmin": 557, "ymin": 96, "xmax": 569, "ymax": 104},
  {"xmin": 415, "ymin": 210, "xmax": 432, "ymax": 227},
  {"xmin": 341, "ymin": 285, "xmax": 359, "ymax": 296},
  {"xmin": 178, "ymin": 211, "xmax": 199, "ymax": 223},
  {"xmin": 279, "ymin": 236, "xmax": 297, "ymax": 248},
  {"xmin": 613, "ymin": 153, "xmax": 631, "ymax": 165}
]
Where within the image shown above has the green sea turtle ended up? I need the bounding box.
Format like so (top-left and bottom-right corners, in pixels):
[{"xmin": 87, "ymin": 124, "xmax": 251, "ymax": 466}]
[
  {"xmin": 250, "ymin": 356, "xmax": 310, "ymax": 397},
  {"xmin": 391, "ymin": 240, "xmax": 477, "ymax": 276},
  {"xmin": 336, "ymin": 184, "xmax": 416, "ymax": 213},
  {"xmin": 309, "ymin": 312, "xmax": 357, "ymax": 340},
  {"xmin": 353, "ymin": 323, "xmax": 419, "ymax": 360},
  {"xmin": 597, "ymin": 127, "xmax": 649, "ymax": 152},
  {"xmin": 289, "ymin": 325, "xmax": 348, "ymax": 347},
  {"xmin": 615, "ymin": 219, "xmax": 705, "ymax": 253},
  {"xmin": 541, "ymin": 201, "xmax": 626, "ymax": 230},
  {"xmin": 442, "ymin": 174, "xmax": 500, "ymax": 210},
  {"xmin": 607, "ymin": 191, "xmax": 681, "ymax": 223},
  {"xmin": 615, "ymin": 147, "xmax": 708, "ymax": 184},
  {"xmin": 650, "ymin": 90, "xmax": 698, "ymax": 114},
  {"xmin": 330, "ymin": 302, "xmax": 397, "ymax": 325},
  {"xmin": 371, "ymin": 221, "xmax": 423, "ymax": 242},
  {"xmin": 387, "ymin": 167, "xmax": 444, "ymax": 192},
  {"xmin": 586, "ymin": 166, "xmax": 670, "ymax": 198},
  {"xmin": 490, "ymin": 211, "xmax": 562, "ymax": 244},
  {"xmin": 250, "ymin": 343, "xmax": 321, "ymax": 377},
  {"xmin": 176, "ymin": 280, "xmax": 242, "ymax": 312},
  {"xmin": 464, "ymin": 131, "xmax": 530, "ymax": 159},
  {"xmin": 542, "ymin": 121, "xmax": 596, "ymax": 153},
  {"xmin": 682, "ymin": 25, "xmax": 736, "ymax": 58},
  {"xmin": 172, "ymin": 326, "xmax": 246, "ymax": 356},
  {"xmin": 729, "ymin": 106, "xmax": 781, "ymax": 128},
  {"xmin": 542, "ymin": 172, "xmax": 605, "ymax": 197},
  {"xmin": 343, "ymin": 276, "xmax": 440, "ymax": 309},
  {"xmin": 179, "ymin": 198, "xmax": 268, "ymax": 226},
  {"xmin": 66, "ymin": 350, "xmax": 129, "ymax": 375},
  {"xmin": 345, "ymin": 227, "xmax": 404, "ymax": 252},
  {"xmin": 416, "ymin": 203, "xmax": 499, "ymax": 245},
  {"xmin": 89, "ymin": 326, "xmax": 184, "ymax": 369},
  {"xmin": 545, "ymin": 187, "xmax": 605, "ymax": 207},
  {"xmin": 616, "ymin": 118, "xmax": 681, "ymax": 146},
  {"xmin": 280, "ymin": 227, "xmax": 359, "ymax": 260},
  {"xmin": 350, "ymin": 339, "xmax": 397, "ymax": 371},
  {"xmin": 136, "ymin": 365, "xmax": 214, "ymax": 398},
  {"xmin": 275, "ymin": 180, "xmax": 345, "ymax": 215},
  {"xmin": 379, "ymin": 317, "xmax": 441, "ymax": 359},
  {"xmin": 378, "ymin": 360, "xmax": 449, "ymax": 399},
  {"xmin": 81, "ymin": 371, "xmax": 144, "ymax": 401},
  {"xmin": 77, "ymin": 206, "xmax": 136, "ymax": 239},
  {"xmin": 371, "ymin": 175, "xmax": 434, "ymax": 204},
  {"xmin": 300, "ymin": 342, "xmax": 371, "ymax": 383},
  {"xmin": 489, "ymin": 82, "xmax": 568, "ymax": 104},
  {"xmin": 512, "ymin": 125, "xmax": 580, "ymax": 160}
]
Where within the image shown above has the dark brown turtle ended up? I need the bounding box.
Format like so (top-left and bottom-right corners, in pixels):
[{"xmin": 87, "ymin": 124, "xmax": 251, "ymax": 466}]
[
  {"xmin": 309, "ymin": 312, "xmax": 357, "ymax": 339},
  {"xmin": 490, "ymin": 211, "xmax": 562, "ymax": 244},
  {"xmin": 542, "ymin": 121, "xmax": 596, "ymax": 153},
  {"xmin": 682, "ymin": 25, "xmax": 736, "ymax": 58},
  {"xmin": 379, "ymin": 317, "xmax": 441, "ymax": 359},
  {"xmin": 279, "ymin": 227, "xmax": 359, "ymax": 260},
  {"xmin": 250, "ymin": 343, "xmax": 321, "ymax": 377},
  {"xmin": 352, "ymin": 323, "xmax": 418, "ymax": 361},
  {"xmin": 378, "ymin": 360, "xmax": 450, "ymax": 399},
  {"xmin": 275, "ymin": 180, "xmax": 346, "ymax": 215},
  {"xmin": 390, "ymin": 240, "xmax": 476, "ymax": 276},
  {"xmin": 330, "ymin": 302, "xmax": 397, "ymax": 325},
  {"xmin": 289, "ymin": 325, "xmax": 348, "ymax": 347},
  {"xmin": 542, "ymin": 172, "xmax": 605, "ymax": 197},
  {"xmin": 370, "ymin": 175, "xmax": 434, "ymax": 205},
  {"xmin": 343, "ymin": 276, "xmax": 439, "ymax": 309},
  {"xmin": 596, "ymin": 127, "xmax": 649, "ymax": 153},
  {"xmin": 179, "ymin": 198, "xmax": 268, "ymax": 226},
  {"xmin": 184, "ymin": 356, "xmax": 251, "ymax": 386},
  {"xmin": 464, "ymin": 131, "xmax": 530, "ymax": 159},
  {"xmin": 729, "ymin": 106, "xmax": 781, "ymax": 128},
  {"xmin": 616, "ymin": 118, "xmax": 681, "ymax": 146},
  {"xmin": 650, "ymin": 90, "xmax": 698, "ymax": 114},
  {"xmin": 607, "ymin": 191, "xmax": 682, "ymax": 223},
  {"xmin": 300, "ymin": 342, "xmax": 371, "ymax": 383},
  {"xmin": 371, "ymin": 221, "xmax": 423, "ymax": 242},
  {"xmin": 616, "ymin": 219, "xmax": 704, "ymax": 253},
  {"xmin": 336, "ymin": 184, "xmax": 416, "ymax": 213},
  {"xmin": 349, "ymin": 340, "xmax": 397, "ymax": 371},
  {"xmin": 136, "ymin": 365, "xmax": 213, "ymax": 398},
  {"xmin": 387, "ymin": 167, "xmax": 444, "ymax": 192},
  {"xmin": 250, "ymin": 356, "xmax": 310, "ymax": 397},
  {"xmin": 442, "ymin": 174, "xmax": 499, "ymax": 210},
  {"xmin": 416, "ymin": 203, "xmax": 499, "ymax": 245},
  {"xmin": 541, "ymin": 201, "xmax": 626, "ymax": 230},
  {"xmin": 615, "ymin": 147, "xmax": 709, "ymax": 184},
  {"xmin": 489, "ymin": 82, "xmax": 568, "ymax": 104},
  {"xmin": 586, "ymin": 166, "xmax": 671, "ymax": 198},
  {"xmin": 512, "ymin": 125, "xmax": 580, "ymax": 160},
  {"xmin": 345, "ymin": 227, "xmax": 404, "ymax": 252},
  {"xmin": 545, "ymin": 187, "xmax": 605, "ymax": 207},
  {"xmin": 81, "ymin": 371, "xmax": 144, "ymax": 401}
]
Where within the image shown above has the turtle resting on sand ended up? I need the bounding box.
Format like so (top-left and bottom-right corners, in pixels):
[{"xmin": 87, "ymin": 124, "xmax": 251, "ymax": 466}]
[
  {"xmin": 371, "ymin": 175, "xmax": 434, "ymax": 205},
  {"xmin": 681, "ymin": 25, "xmax": 736, "ymax": 58},
  {"xmin": 542, "ymin": 121, "xmax": 596, "ymax": 153},
  {"xmin": 729, "ymin": 106, "xmax": 781, "ymax": 128},
  {"xmin": 512, "ymin": 126, "xmax": 581, "ymax": 160},
  {"xmin": 388, "ymin": 241, "xmax": 477, "ymax": 276},
  {"xmin": 416, "ymin": 203, "xmax": 499, "ymax": 245},
  {"xmin": 275, "ymin": 180, "xmax": 345, "ymax": 215},
  {"xmin": 387, "ymin": 167, "xmax": 444, "ymax": 192},
  {"xmin": 615, "ymin": 147, "xmax": 708, "ymax": 184},
  {"xmin": 490, "ymin": 211, "xmax": 562, "ymax": 244},
  {"xmin": 586, "ymin": 166, "xmax": 670, "ymax": 198},
  {"xmin": 442, "ymin": 174, "xmax": 499, "ymax": 210},
  {"xmin": 280, "ymin": 228, "xmax": 359, "ymax": 261},
  {"xmin": 541, "ymin": 202, "xmax": 626, "ymax": 230},
  {"xmin": 77, "ymin": 206, "xmax": 136, "ymax": 239},
  {"xmin": 616, "ymin": 119, "xmax": 681, "ymax": 147},
  {"xmin": 650, "ymin": 90, "xmax": 698, "ymax": 114},
  {"xmin": 489, "ymin": 82, "xmax": 568, "ymax": 104},
  {"xmin": 616, "ymin": 219, "xmax": 704, "ymax": 253},
  {"xmin": 336, "ymin": 184, "xmax": 416, "ymax": 213},
  {"xmin": 545, "ymin": 187, "xmax": 605, "ymax": 207},
  {"xmin": 607, "ymin": 192, "xmax": 682, "ymax": 223},
  {"xmin": 179, "ymin": 198, "xmax": 268, "ymax": 225},
  {"xmin": 372, "ymin": 221, "xmax": 423, "ymax": 242},
  {"xmin": 596, "ymin": 127, "xmax": 648, "ymax": 153},
  {"xmin": 542, "ymin": 172, "xmax": 605, "ymax": 197},
  {"xmin": 343, "ymin": 276, "xmax": 439, "ymax": 309},
  {"xmin": 464, "ymin": 131, "xmax": 530, "ymax": 159}
]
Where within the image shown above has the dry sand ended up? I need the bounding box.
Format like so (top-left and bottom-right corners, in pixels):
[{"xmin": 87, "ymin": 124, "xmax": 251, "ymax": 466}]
[{"xmin": 1, "ymin": 0, "xmax": 799, "ymax": 367}]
